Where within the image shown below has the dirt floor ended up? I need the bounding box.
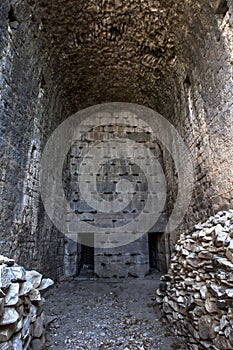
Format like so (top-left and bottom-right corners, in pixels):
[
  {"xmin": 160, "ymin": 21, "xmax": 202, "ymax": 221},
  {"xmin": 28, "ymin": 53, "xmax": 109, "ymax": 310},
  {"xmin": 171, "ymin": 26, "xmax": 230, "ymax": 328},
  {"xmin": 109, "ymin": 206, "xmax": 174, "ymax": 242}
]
[{"xmin": 43, "ymin": 271, "xmax": 187, "ymax": 350}]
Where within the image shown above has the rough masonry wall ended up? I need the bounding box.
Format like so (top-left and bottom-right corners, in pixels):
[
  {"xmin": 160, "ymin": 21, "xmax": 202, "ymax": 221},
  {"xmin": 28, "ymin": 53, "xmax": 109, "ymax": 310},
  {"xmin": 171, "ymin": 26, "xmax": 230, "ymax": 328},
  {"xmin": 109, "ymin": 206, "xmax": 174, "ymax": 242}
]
[
  {"xmin": 1, "ymin": 0, "xmax": 233, "ymax": 278},
  {"xmin": 163, "ymin": 1, "xmax": 233, "ymax": 248},
  {"xmin": 39, "ymin": 0, "xmax": 233, "ymax": 257},
  {"xmin": 64, "ymin": 119, "xmax": 168, "ymax": 277},
  {"xmin": 0, "ymin": 0, "xmax": 66, "ymax": 279}
]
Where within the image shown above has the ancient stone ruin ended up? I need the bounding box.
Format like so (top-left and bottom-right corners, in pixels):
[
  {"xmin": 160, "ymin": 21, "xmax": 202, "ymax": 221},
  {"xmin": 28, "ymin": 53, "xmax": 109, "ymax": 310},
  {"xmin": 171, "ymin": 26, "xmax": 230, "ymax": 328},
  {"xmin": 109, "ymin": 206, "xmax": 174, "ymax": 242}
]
[
  {"xmin": 0, "ymin": 0, "xmax": 233, "ymax": 348},
  {"xmin": 0, "ymin": 257, "xmax": 53, "ymax": 349},
  {"xmin": 1, "ymin": 0, "xmax": 233, "ymax": 280}
]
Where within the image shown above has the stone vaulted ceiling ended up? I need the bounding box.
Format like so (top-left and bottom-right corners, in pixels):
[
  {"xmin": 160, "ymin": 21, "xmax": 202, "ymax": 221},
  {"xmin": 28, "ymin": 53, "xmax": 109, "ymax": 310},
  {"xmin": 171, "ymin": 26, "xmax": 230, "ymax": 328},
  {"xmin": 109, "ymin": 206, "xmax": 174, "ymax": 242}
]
[{"xmin": 37, "ymin": 0, "xmax": 216, "ymax": 115}]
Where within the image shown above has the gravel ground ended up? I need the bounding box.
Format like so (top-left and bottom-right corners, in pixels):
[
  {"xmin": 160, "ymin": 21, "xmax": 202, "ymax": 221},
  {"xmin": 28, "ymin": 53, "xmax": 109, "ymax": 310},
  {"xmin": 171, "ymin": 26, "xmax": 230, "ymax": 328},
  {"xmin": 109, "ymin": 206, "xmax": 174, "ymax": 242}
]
[{"xmin": 43, "ymin": 271, "xmax": 187, "ymax": 350}]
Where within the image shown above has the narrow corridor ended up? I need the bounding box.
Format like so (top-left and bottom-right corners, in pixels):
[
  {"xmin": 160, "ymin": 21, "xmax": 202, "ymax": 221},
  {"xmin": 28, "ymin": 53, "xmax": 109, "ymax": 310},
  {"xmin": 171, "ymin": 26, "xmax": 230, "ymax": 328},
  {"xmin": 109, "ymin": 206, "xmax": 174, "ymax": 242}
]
[{"xmin": 44, "ymin": 273, "xmax": 187, "ymax": 350}]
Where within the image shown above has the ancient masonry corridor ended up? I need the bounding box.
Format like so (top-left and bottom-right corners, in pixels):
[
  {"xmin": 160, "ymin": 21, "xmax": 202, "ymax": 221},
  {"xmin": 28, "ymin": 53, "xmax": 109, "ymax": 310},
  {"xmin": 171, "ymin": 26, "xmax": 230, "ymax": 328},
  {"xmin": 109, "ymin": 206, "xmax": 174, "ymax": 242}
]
[
  {"xmin": 1, "ymin": 0, "xmax": 233, "ymax": 349},
  {"xmin": 43, "ymin": 274, "xmax": 187, "ymax": 350}
]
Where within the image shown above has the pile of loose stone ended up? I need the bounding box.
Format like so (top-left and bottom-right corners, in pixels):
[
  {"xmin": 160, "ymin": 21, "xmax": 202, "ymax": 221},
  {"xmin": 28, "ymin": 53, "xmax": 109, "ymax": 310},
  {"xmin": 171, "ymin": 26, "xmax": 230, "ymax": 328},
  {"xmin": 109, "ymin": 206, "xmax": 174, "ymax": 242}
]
[
  {"xmin": 0, "ymin": 256, "xmax": 53, "ymax": 350},
  {"xmin": 157, "ymin": 210, "xmax": 233, "ymax": 350}
]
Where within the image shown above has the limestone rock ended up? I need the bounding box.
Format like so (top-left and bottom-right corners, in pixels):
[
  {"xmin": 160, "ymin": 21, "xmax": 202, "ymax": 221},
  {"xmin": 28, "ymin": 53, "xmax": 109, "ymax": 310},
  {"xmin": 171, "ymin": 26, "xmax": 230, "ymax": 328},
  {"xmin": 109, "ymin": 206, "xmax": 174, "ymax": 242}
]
[
  {"xmin": 214, "ymin": 224, "xmax": 228, "ymax": 245},
  {"xmin": 25, "ymin": 271, "xmax": 42, "ymax": 289},
  {"xmin": 0, "ymin": 324, "xmax": 16, "ymax": 342},
  {"xmin": 29, "ymin": 335, "xmax": 46, "ymax": 350},
  {"xmin": 31, "ymin": 314, "xmax": 44, "ymax": 338},
  {"xmin": 200, "ymin": 285, "xmax": 207, "ymax": 300},
  {"xmin": 204, "ymin": 299, "xmax": 218, "ymax": 314},
  {"xmin": 213, "ymin": 335, "xmax": 232, "ymax": 349},
  {"xmin": 30, "ymin": 304, "xmax": 38, "ymax": 323},
  {"xmin": 8, "ymin": 266, "xmax": 26, "ymax": 283},
  {"xmin": 0, "ymin": 308, "xmax": 19, "ymax": 326},
  {"xmin": 0, "ymin": 256, "xmax": 52, "ymax": 349},
  {"xmin": 4, "ymin": 283, "xmax": 19, "ymax": 306},
  {"xmin": 29, "ymin": 289, "xmax": 41, "ymax": 302},
  {"xmin": 219, "ymin": 315, "xmax": 228, "ymax": 330},
  {"xmin": 19, "ymin": 281, "xmax": 33, "ymax": 296},
  {"xmin": 15, "ymin": 318, "xmax": 23, "ymax": 333},
  {"xmin": 207, "ymin": 282, "xmax": 225, "ymax": 298},
  {"xmin": 38, "ymin": 278, "xmax": 54, "ymax": 291},
  {"xmin": 198, "ymin": 315, "xmax": 213, "ymax": 340},
  {"xmin": 216, "ymin": 300, "xmax": 229, "ymax": 310},
  {"xmin": 0, "ymin": 266, "xmax": 11, "ymax": 291},
  {"xmin": 0, "ymin": 341, "xmax": 14, "ymax": 350},
  {"xmin": 12, "ymin": 335, "xmax": 23, "ymax": 350},
  {"xmin": 213, "ymin": 257, "xmax": 233, "ymax": 271},
  {"xmin": 21, "ymin": 316, "xmax": 30, "ymax": 338},
  {"xmin": 158, "ymin": 210, "xmax": 233, "ymax": 349},
  {"xmin": 225, "ymin": 288, "xmax": 233, "ymax": 298},
  {"xmin": 0, "ymin": 298, "xmax": 4, "ymax": 317},
  {"xmin": 226, "ymin": 240, "xmax": 233, "ymax": 263},
  {"xmin": 0, "ymin": 256, "xmax": 15, "ymax": 268},
  {"xmin": 229, "ymin": 327, "xmax": 233, "ymax": 345}
]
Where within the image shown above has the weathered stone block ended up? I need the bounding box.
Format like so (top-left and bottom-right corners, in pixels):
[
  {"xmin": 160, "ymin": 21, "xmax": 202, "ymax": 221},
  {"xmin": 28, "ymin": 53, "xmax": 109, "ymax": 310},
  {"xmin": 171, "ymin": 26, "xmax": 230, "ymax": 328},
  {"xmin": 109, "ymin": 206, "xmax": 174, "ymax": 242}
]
[
  {"xmin": 198, "ymin": 315, "xmax": 213, "ymax": 340},
  {"xmin": 25, "ymin": 271, "xmax": 42, "ymax": 289},
  {"xmin": 0, "ymin": 266, "xmax": 11, "ymax": 291},
  {"xmin": 0, "ymin": 308, "xmax": 19, "ymax": 326},
  {"xmin": 5, "ymin": 283, "xmax": 19, "ymax": 306}
]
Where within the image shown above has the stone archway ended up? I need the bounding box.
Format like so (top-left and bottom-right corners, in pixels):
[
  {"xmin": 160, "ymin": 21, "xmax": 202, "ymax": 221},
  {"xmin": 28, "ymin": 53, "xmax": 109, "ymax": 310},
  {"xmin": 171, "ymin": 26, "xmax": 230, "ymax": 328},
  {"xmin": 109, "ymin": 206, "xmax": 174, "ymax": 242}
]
[{"xmin": 0, "ymin": 0, "xmax": 232, "ymax": 280}]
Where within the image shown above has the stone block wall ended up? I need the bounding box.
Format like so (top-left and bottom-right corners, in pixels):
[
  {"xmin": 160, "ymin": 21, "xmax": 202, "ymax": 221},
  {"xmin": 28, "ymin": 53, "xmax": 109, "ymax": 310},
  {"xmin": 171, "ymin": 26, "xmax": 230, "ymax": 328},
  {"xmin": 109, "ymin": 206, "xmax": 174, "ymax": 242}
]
[
  {"xmin": 0, "ymin": 0, "xmax": 66, "ymax": 280},
  {"xmin": 157, "ymin": 209, "xmax": 233, "ymax": 350},
  {"xmin": 65, "ymin": 120, "xmax": 167, "ymax": 277},
  {"xmin": 1, "ymin": 0, "xmax": 233, "ymax": 279},
  {"xmin": 163, "ymin": 1, "xmax": 233, "ymax": 247},
  {"xmin": 95, "ymin": 236, "xmax": 150, "ymax": 278}
]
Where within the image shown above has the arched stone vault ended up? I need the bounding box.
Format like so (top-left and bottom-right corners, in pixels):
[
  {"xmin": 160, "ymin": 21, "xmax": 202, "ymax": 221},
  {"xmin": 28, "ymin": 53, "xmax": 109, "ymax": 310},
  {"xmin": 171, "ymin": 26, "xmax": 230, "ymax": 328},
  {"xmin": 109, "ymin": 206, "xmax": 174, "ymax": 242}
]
[
  {"xmin": 0, "ymin": 0, "xmax": 233, "ymax": 278},
  {"xmin": 38, "ymin": 0, "xmax": 216, "ymax": 113}
]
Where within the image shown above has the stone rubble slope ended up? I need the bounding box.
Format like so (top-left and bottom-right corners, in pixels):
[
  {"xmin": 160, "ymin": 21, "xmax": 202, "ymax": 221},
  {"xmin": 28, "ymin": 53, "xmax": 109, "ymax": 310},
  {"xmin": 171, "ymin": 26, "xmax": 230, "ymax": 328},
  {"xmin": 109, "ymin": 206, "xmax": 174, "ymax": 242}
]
[
  {"xmin": 157, "ymin": 209, "xmax": 233, "ymax": 350},
  {"xmin": 0, "ymin": 256, "xmax": 54, "ymax": 350}
]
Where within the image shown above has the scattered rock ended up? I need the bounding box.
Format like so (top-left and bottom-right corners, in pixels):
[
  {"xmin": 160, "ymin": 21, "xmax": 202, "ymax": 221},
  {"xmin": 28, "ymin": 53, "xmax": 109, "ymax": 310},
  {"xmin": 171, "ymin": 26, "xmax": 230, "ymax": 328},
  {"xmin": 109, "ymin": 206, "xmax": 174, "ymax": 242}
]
[
  {"xmin": 25, "ymin": 271, "xmax": 42, "ymax": 289},
  {"xmin": 38, "ymin": 278, "xmax": 54, "ymax": 291},
  {"xmin": 45, "ymin": 276, "xmax": 187, "ymax": 350}
]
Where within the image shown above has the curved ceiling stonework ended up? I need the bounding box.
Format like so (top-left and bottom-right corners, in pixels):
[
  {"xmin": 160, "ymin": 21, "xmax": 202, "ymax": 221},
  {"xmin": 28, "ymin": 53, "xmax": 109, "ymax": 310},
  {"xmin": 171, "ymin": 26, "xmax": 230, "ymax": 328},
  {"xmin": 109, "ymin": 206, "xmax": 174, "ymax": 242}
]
[
  {"xmin": 0, "ymin": 0, "xmax": 233, "ymax": 278},
  {"xmin": 38, "ymin": 0, "xmax": 217, "ymax": 114}
]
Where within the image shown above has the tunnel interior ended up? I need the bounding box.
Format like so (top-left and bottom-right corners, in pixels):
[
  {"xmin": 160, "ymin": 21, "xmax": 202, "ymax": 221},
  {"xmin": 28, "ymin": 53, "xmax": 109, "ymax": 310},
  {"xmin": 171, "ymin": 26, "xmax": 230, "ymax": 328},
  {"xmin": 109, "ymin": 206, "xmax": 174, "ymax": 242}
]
[{"xmin": 0, "ymin": 0, "xmax": 233, "ymax": 280}]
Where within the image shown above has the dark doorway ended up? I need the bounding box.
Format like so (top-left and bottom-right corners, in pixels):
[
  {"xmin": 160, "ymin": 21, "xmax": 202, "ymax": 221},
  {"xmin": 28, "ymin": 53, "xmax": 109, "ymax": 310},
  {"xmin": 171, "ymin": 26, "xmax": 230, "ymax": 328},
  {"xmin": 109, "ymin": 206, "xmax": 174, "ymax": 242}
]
[
  {"xmin": 80, "ymin": 245, "xmax": 94, "ymax": 270},
  {"xmin": 148, "ymin": 233, "xmax": 167, "ymax": 273}
]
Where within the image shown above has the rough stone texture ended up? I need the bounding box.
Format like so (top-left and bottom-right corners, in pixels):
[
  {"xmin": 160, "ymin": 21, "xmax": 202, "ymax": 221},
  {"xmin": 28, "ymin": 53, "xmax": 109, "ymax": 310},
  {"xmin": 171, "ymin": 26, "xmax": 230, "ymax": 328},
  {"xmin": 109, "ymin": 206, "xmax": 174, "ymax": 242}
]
[
  {"xmin": 44, "ymin": 274, "xmax": 188, "ymax": 350},
  {"xmin": 65, "ymin": 121, "xmax": 167, "ymax": 277},
  {"xmin": 157, "ymin": 210, "xmax": 233, "ymax": 350},
  {"xmin": 94, "ymin": 236, "xmax": 150, "ymax": 278},
  {"xmin": 0, "ymin": 0, "xmax": 66, "ymax": 280},
  {"xmin": 0, "ymin": 256, "xmax": 53, "ymax": 349},
  {"xmin": 0, "ymin": 0, "xmax": 233, "ymax": 278}
]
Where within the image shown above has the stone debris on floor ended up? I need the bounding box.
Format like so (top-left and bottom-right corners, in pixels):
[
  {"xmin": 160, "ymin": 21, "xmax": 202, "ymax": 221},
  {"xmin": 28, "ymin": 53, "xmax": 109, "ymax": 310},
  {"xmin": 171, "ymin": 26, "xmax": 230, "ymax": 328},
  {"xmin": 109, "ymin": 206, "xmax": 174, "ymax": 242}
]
[
  {"xmin": 43, "ymin": 274, "xmax": 187, "ymax": 350},
  {"xmin": 0, "ymin": 256, "xmax": 54, "ymax": 350},
  {"xmin": 157, "ymin": 210, "xmax": 233, "ymax": 350}
]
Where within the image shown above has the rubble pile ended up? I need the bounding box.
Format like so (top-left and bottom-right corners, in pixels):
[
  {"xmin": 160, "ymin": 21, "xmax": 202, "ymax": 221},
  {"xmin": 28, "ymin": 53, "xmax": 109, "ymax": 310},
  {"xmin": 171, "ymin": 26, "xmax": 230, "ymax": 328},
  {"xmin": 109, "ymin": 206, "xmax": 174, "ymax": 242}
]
[
  {"xmin": 157, "ymin": 210, "xmax": 233, "ymax": 350},
  {"xmin": 0, "ymin": 256, "xmax": 53, "ymax": 350}
]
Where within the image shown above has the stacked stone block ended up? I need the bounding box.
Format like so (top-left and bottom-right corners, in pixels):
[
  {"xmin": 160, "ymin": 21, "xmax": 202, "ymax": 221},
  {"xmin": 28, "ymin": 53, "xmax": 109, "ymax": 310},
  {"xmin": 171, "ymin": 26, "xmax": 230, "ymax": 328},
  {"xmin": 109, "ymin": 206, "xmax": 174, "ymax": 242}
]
[
  {"xmin": 65, "ymin": 122, "xmax": 167, "ymax": 278},
  {"xmin": 0, "ymin": 0, "xmax": 233, "ymax": 280},
  {"xmin": 157, "ymin": 210, "xmax": 233, "ymax": 350},
  {"xmin": 0, "ymin": 256, "xmax": 53, "ymax": 350}
]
